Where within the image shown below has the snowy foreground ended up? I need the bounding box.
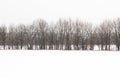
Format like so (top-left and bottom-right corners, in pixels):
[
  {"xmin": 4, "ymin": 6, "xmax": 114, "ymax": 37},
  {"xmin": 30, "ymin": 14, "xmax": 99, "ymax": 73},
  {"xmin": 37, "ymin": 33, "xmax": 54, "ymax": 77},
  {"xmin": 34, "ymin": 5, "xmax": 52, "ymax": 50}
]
[
  {"xmin": 0, "ymin": 50, "xmax": 120, "ymax": 78},
  {"xmin": 0, "ymin": 45, "xmax": 118, "ymax": 50}
]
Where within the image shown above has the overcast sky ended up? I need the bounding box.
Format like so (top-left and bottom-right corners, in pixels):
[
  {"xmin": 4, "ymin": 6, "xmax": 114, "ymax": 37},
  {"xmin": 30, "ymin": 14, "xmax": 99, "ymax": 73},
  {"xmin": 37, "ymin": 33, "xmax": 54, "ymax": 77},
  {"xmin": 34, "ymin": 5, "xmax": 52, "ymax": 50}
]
[{"xmin": 0, "ymin": 0, "xmax": 120, "ymax": 25}]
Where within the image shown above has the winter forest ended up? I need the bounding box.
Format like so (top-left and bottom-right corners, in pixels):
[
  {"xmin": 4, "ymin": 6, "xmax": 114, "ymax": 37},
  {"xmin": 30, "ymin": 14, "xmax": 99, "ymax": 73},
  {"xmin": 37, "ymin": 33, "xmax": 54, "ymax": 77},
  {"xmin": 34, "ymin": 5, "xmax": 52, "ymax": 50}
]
[{"xmin": 0, "ymin": 18, "xmax": 120, "ymax": 50}]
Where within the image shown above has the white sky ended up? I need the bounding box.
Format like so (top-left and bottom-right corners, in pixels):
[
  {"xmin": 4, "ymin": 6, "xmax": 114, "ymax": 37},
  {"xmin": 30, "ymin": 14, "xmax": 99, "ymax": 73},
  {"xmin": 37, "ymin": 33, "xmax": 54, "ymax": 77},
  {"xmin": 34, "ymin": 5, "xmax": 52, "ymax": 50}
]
[{"xmin": 0, "ymin": 0, "xmax": 120, "ymax": 25}]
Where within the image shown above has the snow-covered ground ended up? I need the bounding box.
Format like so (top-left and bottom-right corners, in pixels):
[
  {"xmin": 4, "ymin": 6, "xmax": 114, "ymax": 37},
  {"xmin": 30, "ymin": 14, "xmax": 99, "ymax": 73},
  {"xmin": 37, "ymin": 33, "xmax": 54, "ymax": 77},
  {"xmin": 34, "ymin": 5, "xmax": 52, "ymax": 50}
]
[
  {"xmin": 0, "ymin": 45, "xmax": 118, "ymax": 50},
  {"xmin": 0, "ymin": 50, "xmax": 120, "ymax": 78}
]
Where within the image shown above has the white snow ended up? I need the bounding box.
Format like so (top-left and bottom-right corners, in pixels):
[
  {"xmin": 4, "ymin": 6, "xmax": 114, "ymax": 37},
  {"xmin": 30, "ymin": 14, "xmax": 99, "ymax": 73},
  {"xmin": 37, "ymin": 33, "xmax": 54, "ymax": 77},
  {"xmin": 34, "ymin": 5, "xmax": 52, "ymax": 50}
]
[
  {"xmin": 0, "ymin": 45, "xmax": 118, "ymax": 50},
  {"xmin": 0, "ymin": 50, "xmax": 120, "ymax": 78}
]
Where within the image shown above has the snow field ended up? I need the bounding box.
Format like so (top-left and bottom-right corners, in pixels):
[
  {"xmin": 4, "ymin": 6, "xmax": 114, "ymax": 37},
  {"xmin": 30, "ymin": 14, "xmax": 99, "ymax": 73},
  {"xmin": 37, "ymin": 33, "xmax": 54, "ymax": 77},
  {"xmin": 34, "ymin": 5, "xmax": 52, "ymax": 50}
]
[{"xmin": 0, "ymin": 50, "xmax": 120, "ymax": 78}]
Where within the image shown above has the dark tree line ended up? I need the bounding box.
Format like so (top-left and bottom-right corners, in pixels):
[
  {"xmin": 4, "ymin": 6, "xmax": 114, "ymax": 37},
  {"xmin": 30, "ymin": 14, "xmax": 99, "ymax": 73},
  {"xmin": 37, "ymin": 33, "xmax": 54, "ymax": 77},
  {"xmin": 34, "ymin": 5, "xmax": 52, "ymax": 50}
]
[{"xmin": 0, "ymin": 18, "xmax": 120, "ymax": 50}]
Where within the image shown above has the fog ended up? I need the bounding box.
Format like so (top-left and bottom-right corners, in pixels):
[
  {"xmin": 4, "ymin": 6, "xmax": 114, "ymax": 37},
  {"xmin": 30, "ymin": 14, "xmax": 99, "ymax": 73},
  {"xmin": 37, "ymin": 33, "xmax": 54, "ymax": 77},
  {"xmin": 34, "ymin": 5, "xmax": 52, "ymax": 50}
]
[{"xmin": 0, "ymin": 0, "xmax": 120, "ymax": 25}]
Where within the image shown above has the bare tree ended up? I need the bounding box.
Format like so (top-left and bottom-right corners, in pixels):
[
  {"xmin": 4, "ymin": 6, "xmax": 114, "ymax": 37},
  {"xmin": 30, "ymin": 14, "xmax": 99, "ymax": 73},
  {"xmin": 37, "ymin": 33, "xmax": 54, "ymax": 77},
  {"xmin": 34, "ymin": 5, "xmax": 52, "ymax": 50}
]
[
  {"xmin": 0, "ymin": 25, "xmax": 7, "ymax": 49},
  {"xmin": 113, "ymin": 19, "xmax": 120, "ymax": 50},
  {"xmin": 63, "ymin": 19, "xmax": 73, "ymax": 50},
  {"xmin": 47, "ymin": 25, "xmax": 55, "ymax": 50},
  {"xmin": 79, "ymin": 22, "xmax": 91, "ymax": 50},
  {"xmin": 56, "ymin": 19, "xmax": 65, "ymax": 50},
  {"xmin": 17, "ymin": 24, "xmax": 27, "ymax": 49},
  {"xmin": 33, "ymin": 19, "xmax": 48, "ymax": 49},
  {"xmin": 88, "ymin": 24, "xmax": 95, "ymax": 50},
  {"xmin": 72, "ymin": 20, "xmax": 83, "ymax": 50},
  {"xmin": 98, "ymin": 20, "xmax": 113, "ymax": 50},
  {"xmin": 26, "ymin": 25, "xmax": 36, "ymax": 50},
  {"xmin": 8, "ymin": 24, "xmax": 16, "ymax": 49}
]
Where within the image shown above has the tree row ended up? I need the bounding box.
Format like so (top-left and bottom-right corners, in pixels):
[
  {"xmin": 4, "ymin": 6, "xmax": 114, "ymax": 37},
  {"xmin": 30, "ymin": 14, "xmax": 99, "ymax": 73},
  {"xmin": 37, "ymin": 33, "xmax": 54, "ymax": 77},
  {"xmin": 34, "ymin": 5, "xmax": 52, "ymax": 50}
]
[{"xmin": 0, "ymin": 18, "xmax": 120, "ymax": 50}]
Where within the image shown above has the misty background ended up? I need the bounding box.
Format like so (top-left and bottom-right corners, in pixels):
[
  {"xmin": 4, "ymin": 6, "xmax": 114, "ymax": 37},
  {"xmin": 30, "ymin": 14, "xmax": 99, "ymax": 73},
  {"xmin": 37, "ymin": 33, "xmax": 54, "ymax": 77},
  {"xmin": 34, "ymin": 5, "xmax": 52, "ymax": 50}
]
[{"xmin": 0, "ymin": 0, "xmax": 120, "ymax": 26}]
